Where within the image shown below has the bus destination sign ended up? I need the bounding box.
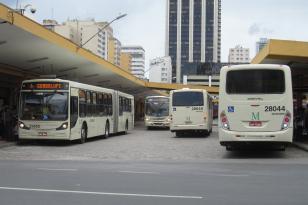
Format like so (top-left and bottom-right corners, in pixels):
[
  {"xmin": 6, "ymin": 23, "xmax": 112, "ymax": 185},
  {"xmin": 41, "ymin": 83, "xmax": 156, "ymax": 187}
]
[{"xmin": 22, "ymin": 82, "xmax": 69, "ymax": 90}]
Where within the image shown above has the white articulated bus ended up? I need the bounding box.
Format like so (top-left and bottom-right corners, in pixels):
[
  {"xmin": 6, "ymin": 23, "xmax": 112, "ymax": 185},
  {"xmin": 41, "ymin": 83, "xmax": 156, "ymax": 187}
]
[
  {"xmin": 170, "ymin": 88, "xmax": 213, "ymax": 137},
  {"xmin": 219, "ymin": 64, "xmax": 293, "ymax": 150},
  {"xmin": 18, "ymin": 79, "xmax": 134, "ymax": 143},
  {"xmin": 144, "ymin": 96, "xmax": 170, "ymax": 129}
]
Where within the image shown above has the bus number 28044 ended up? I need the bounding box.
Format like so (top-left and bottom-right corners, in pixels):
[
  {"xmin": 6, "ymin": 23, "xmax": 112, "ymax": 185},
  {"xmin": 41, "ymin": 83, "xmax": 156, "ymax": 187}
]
[
  {"xmin": 265, "ymin": 106, "xmax": 286, "ymax": 112},
  {"xmin": 192, "ymin": 107, "xmax": 203, "ymax": 111}
]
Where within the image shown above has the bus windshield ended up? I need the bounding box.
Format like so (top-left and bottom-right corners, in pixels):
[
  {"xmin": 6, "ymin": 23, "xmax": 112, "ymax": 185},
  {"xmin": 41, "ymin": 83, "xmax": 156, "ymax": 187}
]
[
  {"xmin": 145, "ymin": 98, "xmax": 169, "ymax": 117},
  {"xmin": 226, "ymin": 69, "xmax": 285, "ymax": 94},
  {"xmin": 172, "ymin": 92, "xmax": 204, "ymax": 106},
  {"xmin": 20, "ymin": 92, "xmax": 68, "ymax": 121}
]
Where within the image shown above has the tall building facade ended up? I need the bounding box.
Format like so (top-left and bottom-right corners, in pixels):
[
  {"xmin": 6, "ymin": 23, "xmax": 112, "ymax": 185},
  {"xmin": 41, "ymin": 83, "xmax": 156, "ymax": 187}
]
[
  {"xmin": 149, "ymin": 56, "xmax": 172, "ymax": 83},
  {"xmin": 121, "ymin": 46, "xmax": 145, "ymax": 79},
  {"xmin": 43, "ymin": 19, "xmax": 121, "ymax": 66},
  {"xmin": 256, "ymin": 38, "xmax": 268, "ymax": 54},
  {"xmin": 120, "ymin": 52, "xmax": 132, "ymax": 72},
  {"xmin": 108, "ymin": 37, "xmax": 122, "ymax": 66},
  {"xmin": 228, "ymin": 45, "xmax": 250, "ymax": 63},
  {"xmin": 166, "ymin": 0, "xmax": 221, "ymax": 83}
]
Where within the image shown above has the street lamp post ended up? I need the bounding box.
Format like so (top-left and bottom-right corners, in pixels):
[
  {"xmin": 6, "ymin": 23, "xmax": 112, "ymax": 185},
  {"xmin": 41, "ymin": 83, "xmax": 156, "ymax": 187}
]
[
  {"xmin": 79, "ymin": 13, "xmax": 127, "ymax": 48},
  {"xmin": 15, "ymin": 1, "xmax": 36, "ymax": 15}
]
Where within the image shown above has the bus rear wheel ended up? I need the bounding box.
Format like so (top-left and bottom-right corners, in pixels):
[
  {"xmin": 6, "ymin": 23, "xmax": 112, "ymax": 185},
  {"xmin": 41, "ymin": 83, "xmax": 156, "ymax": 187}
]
[
  {"xmin": 80, "ymin": 125, "xmax": 87, "ymax": 144},
  {"xmin": 203, "ymin": 130, "xmax": 209, "ymax": 137},
  {"xmin": 103, "ymin": 122, "xmax": 110, "ymax": 139},
  {"xmin": 124, "ymin": 120, "xmax": 128, "ymax": 134}
]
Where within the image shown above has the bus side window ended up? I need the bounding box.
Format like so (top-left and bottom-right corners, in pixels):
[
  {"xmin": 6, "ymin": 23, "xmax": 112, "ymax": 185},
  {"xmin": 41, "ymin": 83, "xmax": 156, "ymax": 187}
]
[
  {"xmin": 128, "ymin": 99, "xmax": 131, "ymax": 112},
  {"xmin": 119, "ymin": 97, "xmax": 123, "ymax": 116},
  {"xmin": 70, "ymin": 96, "xmax": 78, "ymax": 128},
  {"xmin": 125, "ymin": 98, "xmax": 128, "ymax": 112},
  {"xmin": 79, "ymin": 90, "xmax": 86, "ymax": 118},
  {"xmin": 129, "ymin": 99, "xmax": 132, "ymax": 112},
  {"xmin": 86, "ymin": 91, "xmax": 91, "ymax": 116},
  {"xmin": 103, "ymin": 93, "xmax": 107, "ymax": 116},
  {"xmin": 93, "ymin": 92, "xmax": 97, "ymax": 116},
  {"xmin": 98, "ymin": 93, "xmax": 103, "ymax": 116},
  {"xmin": 108, "ymin": 94, "xmax": 113, "ymax": 116}
]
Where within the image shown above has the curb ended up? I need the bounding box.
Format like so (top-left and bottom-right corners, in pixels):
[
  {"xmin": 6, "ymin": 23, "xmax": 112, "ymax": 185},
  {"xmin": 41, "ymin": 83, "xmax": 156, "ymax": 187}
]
[
  {"xmin": 292, "ymin": 142, "xmax": 308, "ymax": 152},
  {"xmin": 0, "ymin": 142, "xmax": 15, "ymax": 149}
]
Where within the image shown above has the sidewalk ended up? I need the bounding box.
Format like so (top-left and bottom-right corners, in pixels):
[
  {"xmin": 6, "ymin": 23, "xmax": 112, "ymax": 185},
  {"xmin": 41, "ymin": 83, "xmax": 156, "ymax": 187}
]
[
  {"xmin": 293, "ymin": 140, "xmax": 308, "ymax": 152},
  {"xmin": 213, "ymin": 118, "xmax": 218, "ymax": 126},
  {"xmin": 0, "ymin": 138, "xmax": 15, "ymax": 149}
]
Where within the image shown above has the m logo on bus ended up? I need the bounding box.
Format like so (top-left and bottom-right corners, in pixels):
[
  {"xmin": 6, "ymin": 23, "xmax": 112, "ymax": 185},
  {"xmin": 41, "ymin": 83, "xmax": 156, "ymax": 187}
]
[{"xmin": 251, "ymin": 112, "xmax": 260, "ymax": 121}]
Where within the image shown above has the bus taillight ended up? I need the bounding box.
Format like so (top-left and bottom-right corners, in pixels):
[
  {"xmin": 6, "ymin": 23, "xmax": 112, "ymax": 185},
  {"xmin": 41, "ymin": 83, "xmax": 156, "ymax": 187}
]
[
  {"xmin": 281, "ymin": 111, "xmax": 291, "ymax": 130},
  {"xmin": 203, "ymin": 113, "xmax": 207, "ymax": 121},
  {"xmin": 220, "ymin": 111, "xmax": 230, "ymax": 130}
]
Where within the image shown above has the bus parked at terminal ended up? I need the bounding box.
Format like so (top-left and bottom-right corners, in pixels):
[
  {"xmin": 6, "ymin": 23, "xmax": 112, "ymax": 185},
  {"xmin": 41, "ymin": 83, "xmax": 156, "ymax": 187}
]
[
  {"xmin": 170, "ymin": 88, "xmax": 213, "ymax": 137},
  {"xmin": 18, "ymin": 79, "xmax": 134, "ymax": 143},
  {"xmin": 219, "ymin": 64, "xmax": 293, "ymax": 150},
  {"xmin": 144, "ymin": 96, "xmax": 170, "ymax": 129}
]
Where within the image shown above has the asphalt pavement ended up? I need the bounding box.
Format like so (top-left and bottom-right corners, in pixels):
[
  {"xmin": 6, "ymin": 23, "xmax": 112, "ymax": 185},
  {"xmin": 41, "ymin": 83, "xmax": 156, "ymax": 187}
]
[
  {"xmin": 0, "ymin": 123, "xmax": 308, "ymax": 205},
  {"xmin": 0, "ymin": 160, "xmax": 308, "ymax": 205},
  {"xmin": 0, "ymin": 124, "xmax": 307, "ymax": 161}
]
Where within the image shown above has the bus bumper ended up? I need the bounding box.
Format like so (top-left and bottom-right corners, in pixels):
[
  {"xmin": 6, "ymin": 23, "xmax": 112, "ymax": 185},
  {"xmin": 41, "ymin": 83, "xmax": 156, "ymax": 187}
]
[
  {"xmin": 145, "ymin": 120, "xmax": 170, "ymax": 128},
  {"xmin": 170, "ymin": 124, "xmax": 207, "ymax": 132},
  {"xmin": 19, "ymin": 129, "xmax": 70, "ymax": 140},
  {"xmin": 219, "ymin": 128, "xmax": 293, "ymax": 146}
]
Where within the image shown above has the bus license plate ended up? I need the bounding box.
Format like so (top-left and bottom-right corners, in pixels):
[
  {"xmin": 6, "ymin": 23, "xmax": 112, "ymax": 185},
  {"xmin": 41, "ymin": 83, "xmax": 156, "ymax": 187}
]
[
  {"xmin": 38, "ymin": 132, "xmax": 47, "ymax": 136},
  {"xmin": 249, "ymin": 121, "xmax": 262, "ymax": 127}
]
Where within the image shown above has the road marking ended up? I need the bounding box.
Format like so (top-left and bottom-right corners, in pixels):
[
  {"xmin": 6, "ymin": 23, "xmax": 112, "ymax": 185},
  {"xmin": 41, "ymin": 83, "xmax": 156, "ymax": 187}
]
[
  {"xmin": 215, "ymin": 174, "xmax": 249, "ymax": 177},
  {"xmin": 118, "ymin": 170, "xmax": 160, "ymax": 175},
  {"xmin": 196, "ymin": 172, "xmax": 250, "ymax": 177},
  {"xmin": 37, "ymin": 168, "xmax": 77, "ymax": 172},
  {"xmin": 0, "ymin": 186, "xmax": 203, "ymax": 199}
]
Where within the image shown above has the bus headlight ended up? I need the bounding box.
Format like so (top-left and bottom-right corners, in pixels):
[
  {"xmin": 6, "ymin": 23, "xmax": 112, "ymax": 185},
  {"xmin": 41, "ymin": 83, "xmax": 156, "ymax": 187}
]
[
  {"xmin": 19, "ymin": 123, "xmax": 24, "ymax": 128},
  {"xmin": 281, "ymin": 111, "xmax": 291, "ymax": 130},
  {"xmin": 19, "ymin": 122, "xmax": 30, "ymax": 130},
  {"xmin": 145, "ymin": 117, "xmax": 150, "ymax": 121},
  {"xmin": 56, "ymin": 122, "xmax": 68, "ymax": 130},
  {"xmin": 62, "ymin": 123, "xmax": 68, "ymax": 129},
  {"xmin": 167, "ymin": 116, "xmax": 172, "ymax": 122}
]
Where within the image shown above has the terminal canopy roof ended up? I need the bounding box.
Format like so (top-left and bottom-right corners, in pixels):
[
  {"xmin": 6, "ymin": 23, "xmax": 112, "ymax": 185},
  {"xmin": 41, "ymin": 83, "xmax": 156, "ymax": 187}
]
[
  {"xmin": 0, "ymin": 3, "xmax": 218, "ymax": 97},
  {"xmin": 252, "ymin": 39, "xmax": 308, "ymax": 92}
]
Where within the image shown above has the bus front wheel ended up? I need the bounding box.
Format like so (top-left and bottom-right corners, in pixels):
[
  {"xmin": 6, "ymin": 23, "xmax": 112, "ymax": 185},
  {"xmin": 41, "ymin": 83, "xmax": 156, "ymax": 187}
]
[{"xmin": 175, "ymin": 131, "xmax": 184, "ymax": 137}]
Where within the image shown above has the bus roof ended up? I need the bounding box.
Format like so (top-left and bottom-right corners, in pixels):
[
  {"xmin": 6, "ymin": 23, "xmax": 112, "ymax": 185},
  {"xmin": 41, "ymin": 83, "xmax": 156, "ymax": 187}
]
[
  {"xmin": 172, "ymin": 88, "xmax": 209, "ymax": 93},
  {"xmin": 221, "ymin": 64, "xmax": 289, "ymax": 72},
  {"xmin": 21, "ymin": 78, "xmax": 132, "ymax": 97},
  {"xmin": 146, "ymin": 95, "xmax": 169, "ymax": 99}
]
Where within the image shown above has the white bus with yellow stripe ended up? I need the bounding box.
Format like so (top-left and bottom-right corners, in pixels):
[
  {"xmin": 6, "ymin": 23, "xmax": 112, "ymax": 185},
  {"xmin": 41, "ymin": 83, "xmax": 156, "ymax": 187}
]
[
  {"xmin": 218, "ymin": 64, "xmax": 293, "ymax": 150},
  {"xmin": 170, "ymin": 88, "xmax": 213, "ymax": 137}
]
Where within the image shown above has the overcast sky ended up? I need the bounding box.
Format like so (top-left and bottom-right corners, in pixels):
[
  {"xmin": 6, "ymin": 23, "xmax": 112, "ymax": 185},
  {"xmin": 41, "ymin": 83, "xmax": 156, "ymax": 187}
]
[{"xmin": 1, "ymin": 0, "xmax": 308, "ymax": 73}]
